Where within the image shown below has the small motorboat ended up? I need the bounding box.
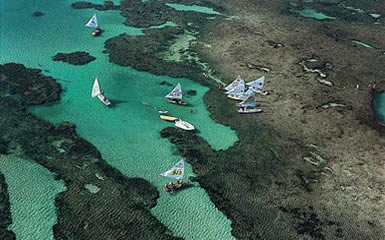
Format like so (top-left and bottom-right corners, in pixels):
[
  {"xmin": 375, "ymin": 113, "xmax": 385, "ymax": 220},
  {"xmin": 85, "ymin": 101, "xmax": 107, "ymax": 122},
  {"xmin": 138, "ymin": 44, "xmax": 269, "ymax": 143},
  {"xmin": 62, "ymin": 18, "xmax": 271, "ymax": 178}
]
[
  {"xmin": 175, "ymin": 119, "xmax": 195, "ymax": 131},
  {"xmin": 158, "ymin": 110, "xmax": 168, "ymax": 114},
  {"xmin": 160, "ymin": 115, "xmax": 178, "ymax": 122},
  {"xmin": 164, "ymin": 181, "xmax": 189, "ymax": 193},
  {"xmin": 237, "ymin": 107, "xmax": 263, "ymax": 114}
]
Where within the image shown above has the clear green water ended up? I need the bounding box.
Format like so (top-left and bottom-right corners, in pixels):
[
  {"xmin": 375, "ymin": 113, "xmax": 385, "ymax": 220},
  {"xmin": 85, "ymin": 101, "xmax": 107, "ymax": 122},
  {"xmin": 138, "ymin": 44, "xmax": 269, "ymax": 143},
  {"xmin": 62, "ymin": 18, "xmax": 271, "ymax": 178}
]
[
  {"xmin": 166, "ymin": 3, "xmax": 221, "ymax": 15},
  {"xmin": 295, "ymin": 8, "xmax": 336, "ymax": 20},
  {"xmin": 374, "ymin": 92, "xmax": 385, "ymax": 125},
  {"xmin": 0, "ymin": 0, "xmax": 237, "ymax": 239},
  {"xmin": 0, "ymin": 155, "xmax": 65, "ymax": 240}
]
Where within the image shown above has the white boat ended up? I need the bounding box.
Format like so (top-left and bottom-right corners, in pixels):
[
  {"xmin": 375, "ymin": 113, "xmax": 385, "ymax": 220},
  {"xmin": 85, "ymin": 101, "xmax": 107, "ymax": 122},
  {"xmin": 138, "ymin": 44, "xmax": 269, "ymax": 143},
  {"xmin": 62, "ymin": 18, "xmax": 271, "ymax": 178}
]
[
  {"xmin": 175, "ymin": 119, "xmax": 195, "ymax": 131},
  {"xmin": 91, "ymin": 77, "xmax": 112, "ymax": 106},
  {"xmin": 85, "ymin": 14, "xmax": 101, "ymax": 36},
  {"xmin": 237, "ymin": 107, "xmax": 263, "ymax": 114},
  {"xmin": 158, "ymin": 110, "xmax": 168, "ymax": 114},
  {"xmin": 165, "ymin": 82, "xmax": 188, "ymax": 105},
  {"xmin": 160, "ymin": 159, "xmax": 189, "ymax": 193},
  {"xmin": 237, "ymin": 91, "xmax": 260, "ymax": 108}
]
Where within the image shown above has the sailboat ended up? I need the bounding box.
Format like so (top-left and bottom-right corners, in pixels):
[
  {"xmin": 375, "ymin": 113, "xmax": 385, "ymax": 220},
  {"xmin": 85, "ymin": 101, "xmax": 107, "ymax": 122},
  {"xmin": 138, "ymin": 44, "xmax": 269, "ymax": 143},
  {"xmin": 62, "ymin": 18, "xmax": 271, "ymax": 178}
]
[
  {"xmin": 247, "ymin": 76, "xmax": 269, "ymax": 95},
  {"xmin": 224, "ymin": 75, "xmax": 242, "ymax": 93},
  {"xmin": 165, "ymin": 82, "xmax": 188, "ymax": 106},
  {"xmin": 85, "ymin": 14, "xmax": 101, "ymax": 36},
  {"xmin": 160, "ymin": 159, "xmax": 189, "ymax": 193},
  {"xmin": 91, "ymin": 77, "xmax": 112, "ymax": 106},
  {"xmin": 227, "ymin": 79, "xmax": 246, "ymax": 100},
  {"xmin": 237, "ymin": 92, "xmax": 262, "ymax": 114}
]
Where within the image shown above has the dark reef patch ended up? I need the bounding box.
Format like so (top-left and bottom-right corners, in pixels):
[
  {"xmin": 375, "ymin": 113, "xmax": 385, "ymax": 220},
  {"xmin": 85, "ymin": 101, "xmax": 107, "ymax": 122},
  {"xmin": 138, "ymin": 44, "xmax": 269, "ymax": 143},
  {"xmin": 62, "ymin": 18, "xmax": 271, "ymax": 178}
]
[
  {"xmin": 32, "ymin": 11, "xmax": 44, "ymax": 17},
  {"xmin": 52, "ymin": 52, "xmax": 96, "ymax": 66},
  {"xmin": 0, "ymin": 63, "xmax": 181, "ymax": 240},
  {"xmin": 71, "ymin": 1, "xmax": 120, "ymax": 11},
  {"xmin": 104, "ymin": 27, "xmax": 205, "ymax": 84},
  {"xmin": 0, "ymin": 173, "xmax": 16, "ymax": 240}
]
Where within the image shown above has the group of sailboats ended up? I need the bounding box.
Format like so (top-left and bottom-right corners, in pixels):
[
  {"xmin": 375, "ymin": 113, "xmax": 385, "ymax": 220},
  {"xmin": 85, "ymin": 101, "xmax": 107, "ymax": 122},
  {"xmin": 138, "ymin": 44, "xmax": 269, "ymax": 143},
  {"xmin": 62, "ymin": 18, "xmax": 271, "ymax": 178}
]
[
  {"xmin": 160, "ymin": 82, "xmax": 195, "ymax": 131},
  {"xmin": 224, "ymin": 75, "xmax": 268, "ymax": 114}
]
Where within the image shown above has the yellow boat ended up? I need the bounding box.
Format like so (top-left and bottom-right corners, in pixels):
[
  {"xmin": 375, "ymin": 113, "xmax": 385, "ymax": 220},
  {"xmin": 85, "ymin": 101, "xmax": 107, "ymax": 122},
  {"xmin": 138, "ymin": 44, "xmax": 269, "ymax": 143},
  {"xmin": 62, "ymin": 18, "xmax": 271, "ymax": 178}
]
[{"xmin": 160, "ymin": 115, "xmax": 178, "ymax": 122}]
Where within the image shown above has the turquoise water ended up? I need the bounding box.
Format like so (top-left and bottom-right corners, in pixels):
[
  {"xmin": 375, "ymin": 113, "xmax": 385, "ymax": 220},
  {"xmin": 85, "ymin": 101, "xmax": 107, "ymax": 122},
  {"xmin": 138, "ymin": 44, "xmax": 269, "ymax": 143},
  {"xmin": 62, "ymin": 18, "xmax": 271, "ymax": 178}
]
[
  {"xmin": 166, "ymin": 3, "xmax": 221, "ymax": 15},
  {"xmin": 0, "ymin": 0, "xmax": 237, "ymax": 239},
  {"xmin": 374, "ymin": 92, "xmax": 385, "ymax": 125},
  {"xmin": 294, "ymin": 8, "xmax": 336, "ymax": 20},
  {"xmin": 0, "ymin": 155, "xmax": 65, "ymax": 240}
]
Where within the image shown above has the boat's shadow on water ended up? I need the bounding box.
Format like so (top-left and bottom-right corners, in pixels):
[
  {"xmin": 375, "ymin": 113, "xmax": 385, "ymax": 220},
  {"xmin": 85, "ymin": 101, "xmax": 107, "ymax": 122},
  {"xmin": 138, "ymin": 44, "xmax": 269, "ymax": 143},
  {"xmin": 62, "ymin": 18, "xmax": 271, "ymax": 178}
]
[{"xmin": 110, "ymin": 99, "xmax": 129, "ymax": 107}]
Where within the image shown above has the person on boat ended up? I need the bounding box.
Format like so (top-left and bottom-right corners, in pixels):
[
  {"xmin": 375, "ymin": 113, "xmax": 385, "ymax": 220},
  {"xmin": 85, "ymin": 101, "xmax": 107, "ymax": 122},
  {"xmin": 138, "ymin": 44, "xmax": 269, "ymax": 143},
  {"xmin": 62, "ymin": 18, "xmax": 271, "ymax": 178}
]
[{"xmin": 92, "ymin": 28, "xmax": 101, "ymax": 36}]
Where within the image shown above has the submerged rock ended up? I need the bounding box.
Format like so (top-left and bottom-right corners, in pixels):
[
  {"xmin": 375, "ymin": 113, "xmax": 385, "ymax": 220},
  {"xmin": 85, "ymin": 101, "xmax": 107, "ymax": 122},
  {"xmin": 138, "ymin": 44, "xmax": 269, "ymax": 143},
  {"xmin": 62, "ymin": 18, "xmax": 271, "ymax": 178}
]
[
  {"xmin": 52, "ymin": 52, "xmax": 96, "ymax": 66},
  {"xmin": 84, "ymin": 184, "xmax": 101, "ymax": 194},
  {"xmin": 32, "ymin": 11, "xmax": 44, "ymax": 17}
]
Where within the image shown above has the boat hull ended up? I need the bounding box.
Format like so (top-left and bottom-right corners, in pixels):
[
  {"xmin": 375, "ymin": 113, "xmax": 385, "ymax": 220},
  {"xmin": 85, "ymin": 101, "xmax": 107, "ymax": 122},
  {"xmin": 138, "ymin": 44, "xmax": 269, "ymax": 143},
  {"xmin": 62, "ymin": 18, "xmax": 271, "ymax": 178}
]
[
  {"xmin": 97, "ymin": 94, "xmax": 112, "ymax": 106},
  {"xmin": 164, "ymin": 181, "xmax": 189, "ymax": 193},
  {"xmin": 175, "ymin": 119, "xmax": 195, "ymax": 131},
  {"xmin": 92, "ymin": 28, "xmax": 101, "ymax": 36},
  {"xmin": 237, "ymin": 108, "xmax": 263, "ymax": 114},
  {"xmin": 227, "ymin": 94, "xmax": 245, "ymax": 101},
  {"xmin": 160, "ymin": 115, "xmax": 178, "ymax": 122}
]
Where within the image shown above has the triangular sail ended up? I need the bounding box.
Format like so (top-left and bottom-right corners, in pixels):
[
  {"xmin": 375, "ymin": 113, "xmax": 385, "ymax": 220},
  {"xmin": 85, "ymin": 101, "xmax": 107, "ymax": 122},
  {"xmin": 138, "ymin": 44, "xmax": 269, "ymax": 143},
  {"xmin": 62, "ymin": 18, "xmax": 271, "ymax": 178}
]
[
  {"xmin": 227, "ymin": 79, "xmax": 245, "ymax": 95},
  {"xmin": 165, "ymin": 82, "xmax": 183, "ymax": 100},
  {"xmin": 247, "ymin": 76, "xmax": 265, "ymax": 91},
  {"xmin": 239, "ymin": 92, "xmax": 257, "ymax": 107},
  {"xmin": 85, "ymin": 14, "xmax": 98, "ymax": 28},
  {"xmin": 91, "ymin": 77, "xmax": 101, "ymax": 98},
  {"xmin": 160, "ymin": 159, "xmax": 184, "ymax": 180},
  {"xmin": 224, "ymin": 75, "xmax": 241, "ymax": 92}
]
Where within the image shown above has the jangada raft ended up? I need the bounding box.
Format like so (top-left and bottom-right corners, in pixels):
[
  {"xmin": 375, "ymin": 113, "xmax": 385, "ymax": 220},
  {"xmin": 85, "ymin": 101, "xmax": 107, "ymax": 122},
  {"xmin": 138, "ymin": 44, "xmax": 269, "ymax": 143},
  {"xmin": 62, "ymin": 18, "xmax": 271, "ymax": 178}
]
[
  {"xmin": 165, "ymin": 82, "xmax": 188, "ymax": 106},
  {"xmin": 91, "ymin": 77, "xmax": 112, "ymax": 106},
  {"xmin": 237, "ymin": 91, "xmax": 262, "ymax": 114},
  {"xmin": 85, "ymin": 14, "xmax": 101, "ymax": 36},
  {"xmin": 160, "ymin": 159, "xmax": 189, "ymax": 193}
]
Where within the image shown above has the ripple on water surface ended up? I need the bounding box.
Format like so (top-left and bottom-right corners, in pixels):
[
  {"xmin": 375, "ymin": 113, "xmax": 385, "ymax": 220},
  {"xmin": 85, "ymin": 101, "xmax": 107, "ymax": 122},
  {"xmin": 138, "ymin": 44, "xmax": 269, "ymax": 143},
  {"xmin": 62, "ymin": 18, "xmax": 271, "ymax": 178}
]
[
  {"xmin": 0, "ymin": 155, "xmax": 65, "ymax": 240},
  {"xmin": 1, "ymin": 0, "xmax": 237, "ymax": 239}
]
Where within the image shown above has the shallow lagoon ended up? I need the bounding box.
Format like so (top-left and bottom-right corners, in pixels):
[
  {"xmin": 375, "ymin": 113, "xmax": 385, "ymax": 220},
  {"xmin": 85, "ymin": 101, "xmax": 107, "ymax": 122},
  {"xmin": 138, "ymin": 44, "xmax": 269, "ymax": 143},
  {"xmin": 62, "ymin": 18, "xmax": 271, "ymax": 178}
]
[{"xmin": 0, "ymin": 0, "xmax": 237, "ymax": 239}]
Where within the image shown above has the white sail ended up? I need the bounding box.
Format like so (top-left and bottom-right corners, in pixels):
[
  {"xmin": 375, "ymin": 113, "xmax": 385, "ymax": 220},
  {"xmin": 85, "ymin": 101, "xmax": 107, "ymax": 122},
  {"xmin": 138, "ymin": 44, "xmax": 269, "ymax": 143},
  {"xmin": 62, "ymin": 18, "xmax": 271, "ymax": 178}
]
[
  {"xmin": 165, "ymin": 82, "xmax": 183, "ymax": 100},
  {"xmin": 238, "ymin": 92, "xmax": 257, "ymax": 107},
  {"xmin": 160, "ymin": 159, "xmax": 185, "ymax": 180},
  {"xmin": 247, "ymin": 76, "xmax": 265, "ymax": 91},
  {"xmin": 91, "ymin": 77, "xmax": 101, "ymax": 98},
  {"xmin": 226, "ymin": 79, "xmax": 245, "ymax": 95},
  {"xmin": 224, "ymin": 75, "xmax": 241, "ymax": 92},
  {"xmin": 85, "ymin": 14, "xmax": 98, "ymax": 28}
]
